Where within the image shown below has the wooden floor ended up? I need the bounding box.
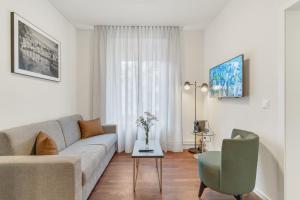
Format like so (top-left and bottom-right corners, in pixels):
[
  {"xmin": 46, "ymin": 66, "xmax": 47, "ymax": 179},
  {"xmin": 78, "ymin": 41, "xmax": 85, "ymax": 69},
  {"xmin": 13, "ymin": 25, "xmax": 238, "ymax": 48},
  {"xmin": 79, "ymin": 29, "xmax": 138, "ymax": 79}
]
[{"xmin": 88, "ymin": 151, "xmax": 261, "ymax": 200}]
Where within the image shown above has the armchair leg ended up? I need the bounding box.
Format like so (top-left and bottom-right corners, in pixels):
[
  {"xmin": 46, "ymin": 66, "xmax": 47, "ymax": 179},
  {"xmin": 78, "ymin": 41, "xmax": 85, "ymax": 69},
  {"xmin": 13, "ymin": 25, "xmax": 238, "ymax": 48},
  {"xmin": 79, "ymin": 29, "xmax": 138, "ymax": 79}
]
[
  {"xmin": 198, "ymin": 181, "xmax": 207, "ymax": 197},
  {"xmin": 234, "ymin": 195, "xmax": 242, "ymax": 200}
]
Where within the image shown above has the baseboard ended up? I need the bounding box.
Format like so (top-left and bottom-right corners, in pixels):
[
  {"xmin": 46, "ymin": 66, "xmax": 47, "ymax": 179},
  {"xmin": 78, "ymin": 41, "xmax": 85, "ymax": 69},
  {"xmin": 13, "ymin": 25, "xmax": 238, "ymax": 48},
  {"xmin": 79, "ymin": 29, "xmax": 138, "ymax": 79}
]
[
  {"xmin": 254, "ymin": 188, "xmax": 271, "ymax": 200},
  {"xmin": 183, "ymin": 141, "xmax": 214, "ymax": 150},
  {"xmin": 165, "ymin": 141, "xmax": 186, "ymax": 152},
  {"xmin": 183, "ymin": 141, "xmax": 195, "ymax": 149}
]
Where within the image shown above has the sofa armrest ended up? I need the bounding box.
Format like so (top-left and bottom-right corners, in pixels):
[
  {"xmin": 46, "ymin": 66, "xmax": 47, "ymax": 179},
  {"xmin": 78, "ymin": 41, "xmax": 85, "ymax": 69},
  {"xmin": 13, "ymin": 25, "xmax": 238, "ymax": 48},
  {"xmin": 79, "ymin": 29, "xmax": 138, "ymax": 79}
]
[
  {"xmin": 102, "ymin": 124, "xmax": 117, "ymax": 134},
  {"xmin": 0, "ymin": 155, "xmax": 82, "ymax": 200}
]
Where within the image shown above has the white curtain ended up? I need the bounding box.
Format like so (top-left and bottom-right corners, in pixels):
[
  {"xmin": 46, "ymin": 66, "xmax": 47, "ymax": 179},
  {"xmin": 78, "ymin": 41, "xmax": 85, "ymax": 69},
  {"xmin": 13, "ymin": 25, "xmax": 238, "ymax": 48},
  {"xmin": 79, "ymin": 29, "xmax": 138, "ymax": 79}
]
[{"xmin": 92, "ymin": 26, "xmax": 183, "ymax": 153}]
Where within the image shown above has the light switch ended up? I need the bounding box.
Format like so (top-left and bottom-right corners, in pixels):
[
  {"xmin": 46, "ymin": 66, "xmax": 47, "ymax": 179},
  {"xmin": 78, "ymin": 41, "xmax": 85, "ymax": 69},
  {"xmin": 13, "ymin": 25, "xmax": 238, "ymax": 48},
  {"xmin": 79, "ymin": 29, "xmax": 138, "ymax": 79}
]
[{"xmin": 261, "ymin": 99, "xmax": 271, "ymax": 109}]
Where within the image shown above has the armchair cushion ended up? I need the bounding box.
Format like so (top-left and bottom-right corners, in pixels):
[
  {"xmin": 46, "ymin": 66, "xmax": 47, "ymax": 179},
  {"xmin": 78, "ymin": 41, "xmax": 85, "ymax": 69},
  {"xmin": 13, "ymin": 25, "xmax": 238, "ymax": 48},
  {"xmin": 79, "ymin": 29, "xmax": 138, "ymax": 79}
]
[{"xmin": 198, "ymin": 151, "xmax": 221, "ymax": 191}]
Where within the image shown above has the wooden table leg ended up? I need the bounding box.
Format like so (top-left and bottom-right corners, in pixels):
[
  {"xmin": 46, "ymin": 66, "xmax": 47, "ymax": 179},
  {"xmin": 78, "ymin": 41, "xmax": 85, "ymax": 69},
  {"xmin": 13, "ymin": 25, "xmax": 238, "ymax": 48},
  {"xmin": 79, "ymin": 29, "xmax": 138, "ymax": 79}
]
[
  {"xmin": 155, "ymin": 158, "xmax": 160, "ymax": 189},
  {"xmin": 135, "ymin": 157, "xmax": 162, "ymax": 193},
  {"xmin": 136, "ymin": 158, "xmax": 139, "ymax": 184},
  {"xmin": 160, "ymin": 158, "xmax": 162, "ymax": 192},
  {"xmin": 133, "ymin": 158, "xmax": 136, "ymax": 192},
  {"xmin": 155, "ymin": 158, "xmax": 163, "ymax": 192},
  {"xmin": 136, "ymin": 158, "xmax": 139, "ymax": 177},
  {"xmin": 133, "ymin": 158, "xmax": 140, "ymax": 192}
]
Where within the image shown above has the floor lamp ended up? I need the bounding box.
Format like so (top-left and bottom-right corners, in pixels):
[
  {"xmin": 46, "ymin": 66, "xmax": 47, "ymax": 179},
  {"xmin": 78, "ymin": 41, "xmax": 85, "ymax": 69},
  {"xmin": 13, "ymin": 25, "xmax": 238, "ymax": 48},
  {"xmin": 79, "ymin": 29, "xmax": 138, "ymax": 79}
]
[{"xmin": 184, "ymin": 81, "xmax": 209, "ymax": 154}]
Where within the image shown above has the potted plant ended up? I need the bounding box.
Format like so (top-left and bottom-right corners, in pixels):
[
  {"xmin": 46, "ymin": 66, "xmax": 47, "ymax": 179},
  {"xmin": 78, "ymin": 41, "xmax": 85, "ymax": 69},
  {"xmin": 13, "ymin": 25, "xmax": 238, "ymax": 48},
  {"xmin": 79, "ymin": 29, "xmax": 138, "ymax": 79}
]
[{"xmin": 136, "ymin": 112, "xmax": 158, "ymax": 147}]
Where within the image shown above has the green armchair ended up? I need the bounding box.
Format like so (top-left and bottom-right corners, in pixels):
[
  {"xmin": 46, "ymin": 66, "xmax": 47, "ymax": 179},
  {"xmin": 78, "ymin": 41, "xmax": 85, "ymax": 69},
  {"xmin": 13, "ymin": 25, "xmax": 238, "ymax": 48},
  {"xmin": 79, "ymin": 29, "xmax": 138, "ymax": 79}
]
[{"xmin": 198, "ymin": 129, "xmax": 259, "ymax": 200}]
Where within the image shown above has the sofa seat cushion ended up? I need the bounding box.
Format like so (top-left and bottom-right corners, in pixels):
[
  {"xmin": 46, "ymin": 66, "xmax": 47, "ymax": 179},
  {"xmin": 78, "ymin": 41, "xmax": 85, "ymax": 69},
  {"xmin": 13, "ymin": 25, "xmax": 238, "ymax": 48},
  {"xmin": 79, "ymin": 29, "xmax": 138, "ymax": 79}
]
[
  {"xmin": 198, "ymin": 151, "xmax": 221, "ymax": 191},
  {"xmin": 59, "ymin": 142, "xmax": 106, "ymax": 185},
  {"xmin": 80, "ymin": 134, "xmax": 117, "ymax": 152}
]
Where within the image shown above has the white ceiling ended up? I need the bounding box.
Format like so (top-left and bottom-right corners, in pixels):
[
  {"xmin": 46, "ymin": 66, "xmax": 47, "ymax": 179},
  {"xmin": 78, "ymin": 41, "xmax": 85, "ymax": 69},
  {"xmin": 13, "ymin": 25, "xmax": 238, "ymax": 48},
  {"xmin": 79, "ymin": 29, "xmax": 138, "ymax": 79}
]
[{"xmin": 48, "ymin": 0, "xmax": 229, "ymax": 30}]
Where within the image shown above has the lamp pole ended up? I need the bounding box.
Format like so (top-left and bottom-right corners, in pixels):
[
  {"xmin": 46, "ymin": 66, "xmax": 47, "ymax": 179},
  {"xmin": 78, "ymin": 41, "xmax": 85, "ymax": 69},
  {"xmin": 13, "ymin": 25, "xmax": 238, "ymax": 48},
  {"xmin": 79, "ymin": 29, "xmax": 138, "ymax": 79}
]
[{"xmin": 194, "ymin": 81, "xmax": 197, "ymax": 151}]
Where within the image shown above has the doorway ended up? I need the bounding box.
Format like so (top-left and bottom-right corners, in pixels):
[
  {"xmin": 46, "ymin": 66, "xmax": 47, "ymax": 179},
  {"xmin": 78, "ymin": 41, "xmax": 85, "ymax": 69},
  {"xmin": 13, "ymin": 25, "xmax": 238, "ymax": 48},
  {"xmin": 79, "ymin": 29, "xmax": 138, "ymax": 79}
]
[{"xmin": 285, "ymin": 1, "xmax": 300, "ymax": 199}]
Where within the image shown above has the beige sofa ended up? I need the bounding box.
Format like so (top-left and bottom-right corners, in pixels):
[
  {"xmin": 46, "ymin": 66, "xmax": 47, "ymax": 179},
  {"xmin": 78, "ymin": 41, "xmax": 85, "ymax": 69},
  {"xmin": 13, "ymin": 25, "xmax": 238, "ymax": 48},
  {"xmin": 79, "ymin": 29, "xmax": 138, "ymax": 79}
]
[{"xmin": 0, "ymin": 114, "xmax": 117, "ymax": 200}]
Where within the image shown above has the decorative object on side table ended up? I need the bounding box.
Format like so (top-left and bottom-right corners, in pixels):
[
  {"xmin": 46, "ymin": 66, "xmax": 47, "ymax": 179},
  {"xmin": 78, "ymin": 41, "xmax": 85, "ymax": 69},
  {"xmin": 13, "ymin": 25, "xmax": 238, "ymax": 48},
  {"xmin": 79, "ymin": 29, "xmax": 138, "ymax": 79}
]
[
  {"xmin": 11, "ymin": 12, "xmax": 61, "ymax": 81},
  {"xmin": 183, "ymin": 81, "xmax": 209, "ymax": 154},
  {"xmin": 136, "ymin": 112, "xmax": 158, "ymax": 149},
  {"xmin": 193, "ymin": 120, "xmax": 215, "ymax": 159}
]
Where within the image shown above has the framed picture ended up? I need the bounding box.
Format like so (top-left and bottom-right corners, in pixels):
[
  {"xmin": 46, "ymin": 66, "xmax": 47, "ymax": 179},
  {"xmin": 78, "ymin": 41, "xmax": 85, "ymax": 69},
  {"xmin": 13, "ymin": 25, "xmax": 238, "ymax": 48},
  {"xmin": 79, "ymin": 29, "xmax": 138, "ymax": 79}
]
[{"xmin": 11, "ymin": 12, "xmax": 61, "ymax": 81}]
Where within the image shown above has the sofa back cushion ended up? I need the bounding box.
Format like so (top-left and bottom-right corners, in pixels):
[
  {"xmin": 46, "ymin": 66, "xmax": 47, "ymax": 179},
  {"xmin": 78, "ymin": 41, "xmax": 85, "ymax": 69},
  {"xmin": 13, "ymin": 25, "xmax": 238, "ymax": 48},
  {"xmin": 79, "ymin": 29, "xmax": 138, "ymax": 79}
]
[
  {"xmin": 78, "ymin": 118, "xmax": 104, "ymax": 139},
  {"xmin": 0, "ymin": 120, "xmax": 65, "ymax": 155},
  {"xmin": 57, "ymin": 115, "xmax": 83, "ymax": 147}
]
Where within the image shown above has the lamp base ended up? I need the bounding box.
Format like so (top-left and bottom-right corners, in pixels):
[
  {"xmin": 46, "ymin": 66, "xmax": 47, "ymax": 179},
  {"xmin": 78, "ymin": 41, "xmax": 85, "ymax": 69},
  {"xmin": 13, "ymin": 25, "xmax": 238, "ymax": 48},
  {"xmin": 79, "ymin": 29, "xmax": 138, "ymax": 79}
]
[{"xmin": 188, "ymin": 147, "xmax": 203, "ymax": 154}]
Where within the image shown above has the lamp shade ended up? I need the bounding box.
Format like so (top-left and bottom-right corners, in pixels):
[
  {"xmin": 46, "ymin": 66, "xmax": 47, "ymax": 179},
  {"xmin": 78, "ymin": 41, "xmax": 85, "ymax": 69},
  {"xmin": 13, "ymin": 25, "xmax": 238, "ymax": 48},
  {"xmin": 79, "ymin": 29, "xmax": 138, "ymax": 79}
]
[
  {"xmin": 184, "ymin": 81, "xmax": 192, "ymax": 90},
  {"xmin": 200, "ymin": 83, "xmax": 209, "ymax": 93}
]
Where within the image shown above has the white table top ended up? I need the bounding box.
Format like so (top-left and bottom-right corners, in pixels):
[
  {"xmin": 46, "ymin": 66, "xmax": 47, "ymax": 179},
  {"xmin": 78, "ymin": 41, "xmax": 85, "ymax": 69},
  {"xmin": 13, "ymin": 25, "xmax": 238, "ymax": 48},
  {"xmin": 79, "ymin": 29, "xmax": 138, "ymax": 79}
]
[{"xmin": 132, "ymin": 140, "xmax": 164, "ymax": 158}]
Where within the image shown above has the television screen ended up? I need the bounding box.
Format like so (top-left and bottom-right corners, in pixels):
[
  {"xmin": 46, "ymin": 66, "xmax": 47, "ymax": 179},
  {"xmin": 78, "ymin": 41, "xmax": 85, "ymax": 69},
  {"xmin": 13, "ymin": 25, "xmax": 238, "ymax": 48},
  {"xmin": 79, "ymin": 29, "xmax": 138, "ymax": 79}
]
[{"xmin": 209, "ymin": 55, "xmax": 244, "ymax": 98}]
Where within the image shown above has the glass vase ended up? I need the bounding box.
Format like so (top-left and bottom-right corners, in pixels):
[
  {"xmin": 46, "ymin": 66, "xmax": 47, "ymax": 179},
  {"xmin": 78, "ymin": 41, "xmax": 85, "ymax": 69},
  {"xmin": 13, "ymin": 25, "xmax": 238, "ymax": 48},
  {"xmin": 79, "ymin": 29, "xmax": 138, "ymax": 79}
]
[{"xmin": 145, "ymin": 132, "xmax": 149, "ymax": 149}]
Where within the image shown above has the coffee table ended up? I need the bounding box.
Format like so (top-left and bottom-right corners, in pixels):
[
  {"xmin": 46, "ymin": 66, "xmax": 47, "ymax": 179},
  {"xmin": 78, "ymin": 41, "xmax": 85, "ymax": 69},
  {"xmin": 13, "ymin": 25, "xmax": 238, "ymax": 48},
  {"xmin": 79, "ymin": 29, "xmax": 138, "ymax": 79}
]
[{"xmin": 132, "ymin": 140, "xmax": 164, "ymax": 192}]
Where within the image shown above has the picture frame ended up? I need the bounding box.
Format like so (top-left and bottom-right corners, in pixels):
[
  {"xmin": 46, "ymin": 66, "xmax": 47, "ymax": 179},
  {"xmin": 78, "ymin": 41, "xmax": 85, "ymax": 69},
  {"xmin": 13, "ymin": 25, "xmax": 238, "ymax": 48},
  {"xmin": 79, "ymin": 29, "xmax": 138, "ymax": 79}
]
[{"xmin": 11, "ymin": 12, "xmax": 61, "ymax": 82}]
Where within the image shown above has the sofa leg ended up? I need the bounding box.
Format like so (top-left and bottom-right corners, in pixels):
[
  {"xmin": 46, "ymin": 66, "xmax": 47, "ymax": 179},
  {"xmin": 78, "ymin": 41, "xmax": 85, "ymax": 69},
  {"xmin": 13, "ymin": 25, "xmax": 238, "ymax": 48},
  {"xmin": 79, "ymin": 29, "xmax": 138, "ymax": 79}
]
[
  {"xmin": 198, "ymin": 181, "xmax": 207, "ymax": 197},
  {"xmin": 234, "ymin": 195, "xmax": 242, "ymax": 200}
]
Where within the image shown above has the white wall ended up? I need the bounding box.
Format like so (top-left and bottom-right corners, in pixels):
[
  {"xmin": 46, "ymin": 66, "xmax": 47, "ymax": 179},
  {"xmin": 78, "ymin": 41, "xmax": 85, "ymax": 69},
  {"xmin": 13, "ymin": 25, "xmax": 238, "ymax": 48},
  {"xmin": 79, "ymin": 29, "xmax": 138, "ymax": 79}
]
[
  {"xmin": 76, "ymin": 29, "xmax": 205, "ymax": 146},
  {"xmin": 285, "ymin": 7, "xmax": 300, "ymax": 200},
  {"xmin": 203, "ymin": 0, "xmax": 285, "ymax": 199},
  {"xmin": 0, "ymin": 0, "xmax": 77, "ymax": 129},
  {"xmin": 182, "ymin": 30, "xmax": 205, "ymax": 148},
  {"xmin": 77, "ymin": 30, "xmax": 93, "ymax": 119}
]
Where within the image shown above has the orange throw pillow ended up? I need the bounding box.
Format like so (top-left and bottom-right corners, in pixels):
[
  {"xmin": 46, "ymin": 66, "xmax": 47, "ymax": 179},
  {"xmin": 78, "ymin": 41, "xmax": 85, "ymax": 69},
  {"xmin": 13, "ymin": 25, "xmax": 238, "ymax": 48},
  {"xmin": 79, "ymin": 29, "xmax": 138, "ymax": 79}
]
[
  {"xmin": 78, "ymin": 118, "xmax": 104, "ymax": 139},
  {"xmin": 35, "ymin": 131, "xmax": 58, "ymax": 155}
]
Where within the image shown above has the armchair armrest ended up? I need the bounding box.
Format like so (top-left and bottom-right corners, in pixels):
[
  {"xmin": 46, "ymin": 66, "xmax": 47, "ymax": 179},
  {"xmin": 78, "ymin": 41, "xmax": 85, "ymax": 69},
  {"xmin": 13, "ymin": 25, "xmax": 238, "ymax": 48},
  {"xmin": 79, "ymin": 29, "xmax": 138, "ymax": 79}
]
[
  {"xmin": 102, "ymin": 124, "xmax": 117, "ymax": 134},
  {"xmin": 0, "ymin": 155, "xmax": 82, "ymax": 200}
]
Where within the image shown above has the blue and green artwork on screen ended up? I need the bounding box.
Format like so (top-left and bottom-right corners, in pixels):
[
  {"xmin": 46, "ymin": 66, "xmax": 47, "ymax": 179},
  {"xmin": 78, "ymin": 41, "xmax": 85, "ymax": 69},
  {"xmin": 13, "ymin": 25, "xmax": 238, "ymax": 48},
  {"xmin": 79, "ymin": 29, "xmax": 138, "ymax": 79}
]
[{"xmin": 209, "ymin": 55, "xmax": 243, "ymax": 98}]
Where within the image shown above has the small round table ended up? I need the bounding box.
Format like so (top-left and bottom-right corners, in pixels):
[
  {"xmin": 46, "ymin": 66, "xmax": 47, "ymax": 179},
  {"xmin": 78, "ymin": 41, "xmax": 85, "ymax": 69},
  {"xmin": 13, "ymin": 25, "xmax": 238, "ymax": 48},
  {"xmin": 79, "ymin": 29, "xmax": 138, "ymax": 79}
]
[{"xmin": 189, "ymin": 130, "xmax": 215, "ymax": 154}]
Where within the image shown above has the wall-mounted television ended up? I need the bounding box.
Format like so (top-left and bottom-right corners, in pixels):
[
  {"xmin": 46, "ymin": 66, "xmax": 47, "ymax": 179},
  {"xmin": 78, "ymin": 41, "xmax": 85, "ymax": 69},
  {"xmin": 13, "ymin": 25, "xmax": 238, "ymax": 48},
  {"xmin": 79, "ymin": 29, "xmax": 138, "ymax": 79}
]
[{"xmin": 209, "ymin": 55, "xmax": 244, "ymax": 98}]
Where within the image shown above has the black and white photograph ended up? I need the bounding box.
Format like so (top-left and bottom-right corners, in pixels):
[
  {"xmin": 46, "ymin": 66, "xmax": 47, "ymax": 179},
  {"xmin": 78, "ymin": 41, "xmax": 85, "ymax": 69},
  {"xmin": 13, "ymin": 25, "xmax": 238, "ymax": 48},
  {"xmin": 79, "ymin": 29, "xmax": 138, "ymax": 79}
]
[{"xmin": 11, "ymin": 12, "xmax": 61, "ymax": 81}]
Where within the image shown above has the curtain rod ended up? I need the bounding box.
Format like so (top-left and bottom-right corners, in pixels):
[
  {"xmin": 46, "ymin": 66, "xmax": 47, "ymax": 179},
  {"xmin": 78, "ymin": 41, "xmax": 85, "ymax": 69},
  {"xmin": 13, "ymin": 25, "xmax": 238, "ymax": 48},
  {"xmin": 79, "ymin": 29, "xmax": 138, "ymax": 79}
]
[{"xmin": 94, "ymin": 25, "xmax": 182, "ymax": 29}]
